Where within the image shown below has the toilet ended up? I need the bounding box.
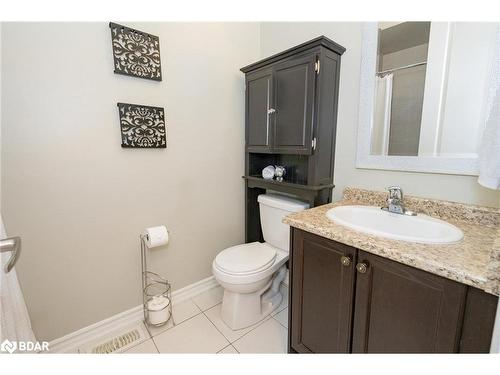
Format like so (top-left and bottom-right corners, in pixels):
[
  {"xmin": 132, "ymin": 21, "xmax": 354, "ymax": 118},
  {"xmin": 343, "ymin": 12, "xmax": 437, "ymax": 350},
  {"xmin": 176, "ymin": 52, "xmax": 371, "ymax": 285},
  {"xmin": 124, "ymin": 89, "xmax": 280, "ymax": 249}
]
[{"xmin": 212, "ymin": 193, "xmax": 309, "ymax": 330}]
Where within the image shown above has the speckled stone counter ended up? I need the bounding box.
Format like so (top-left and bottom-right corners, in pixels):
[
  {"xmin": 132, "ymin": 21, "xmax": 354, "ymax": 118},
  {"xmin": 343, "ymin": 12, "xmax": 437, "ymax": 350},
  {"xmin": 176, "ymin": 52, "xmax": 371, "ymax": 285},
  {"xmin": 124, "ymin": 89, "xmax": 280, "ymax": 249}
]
[{"xmin": 283, "ymin": 187, "xmax": 500, "ymax": 295}]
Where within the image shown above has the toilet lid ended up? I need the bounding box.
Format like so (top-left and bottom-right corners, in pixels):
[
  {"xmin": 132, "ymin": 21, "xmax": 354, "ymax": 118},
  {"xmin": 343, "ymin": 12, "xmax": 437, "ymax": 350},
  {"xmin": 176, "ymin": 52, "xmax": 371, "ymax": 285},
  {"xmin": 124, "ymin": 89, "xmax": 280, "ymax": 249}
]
[{"xmin": 215, "ymin": 242, "xmax": 277, "ymax": 275}]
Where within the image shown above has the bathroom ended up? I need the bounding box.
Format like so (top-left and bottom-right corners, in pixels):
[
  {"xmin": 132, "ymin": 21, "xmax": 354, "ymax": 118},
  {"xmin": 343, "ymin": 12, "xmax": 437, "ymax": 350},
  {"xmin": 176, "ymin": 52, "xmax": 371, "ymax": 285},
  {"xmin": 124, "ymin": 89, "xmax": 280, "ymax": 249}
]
[{"xmin": 1, "ymin": 0, "xmax": 500, "ymax": 373}]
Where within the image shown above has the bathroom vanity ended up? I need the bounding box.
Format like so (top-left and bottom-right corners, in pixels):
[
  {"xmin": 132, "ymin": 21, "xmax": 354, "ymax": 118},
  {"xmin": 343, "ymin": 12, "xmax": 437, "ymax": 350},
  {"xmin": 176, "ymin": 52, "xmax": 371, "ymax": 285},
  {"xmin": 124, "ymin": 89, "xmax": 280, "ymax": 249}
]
[
  {"xmin": 284, "ymin": 188, "xmax": 500, "ymax": 353},
  {"xmin": 240, "ymin": 36, "xmax": 345, "ymax": 243}
]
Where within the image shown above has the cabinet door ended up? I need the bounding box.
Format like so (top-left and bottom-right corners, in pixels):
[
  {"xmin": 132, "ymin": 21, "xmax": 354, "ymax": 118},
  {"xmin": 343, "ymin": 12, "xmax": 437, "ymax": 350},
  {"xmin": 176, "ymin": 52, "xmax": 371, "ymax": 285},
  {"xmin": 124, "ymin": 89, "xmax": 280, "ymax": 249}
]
[
  {"xmin": 273, "ymin": 54, "xmax": 316, "ymax": 154},
  {"xmin": 290, "ymin": 229, "xmax": 356, "ymax": 353},
  {"xmin": 352, "ymin": 251, "xmax": 467, "ymax": 353},
  {"xmin": 245, "ymin": 68, "xmax": 273, "ymax": 152}
]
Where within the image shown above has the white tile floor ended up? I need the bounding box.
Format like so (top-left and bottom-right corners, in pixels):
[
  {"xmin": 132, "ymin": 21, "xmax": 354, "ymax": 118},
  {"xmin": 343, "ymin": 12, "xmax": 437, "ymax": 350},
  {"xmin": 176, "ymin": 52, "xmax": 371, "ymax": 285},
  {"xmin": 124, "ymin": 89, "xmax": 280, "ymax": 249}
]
[{"xmin": 120, "ymin": 284, "xmax": 289, "ymax": 354}]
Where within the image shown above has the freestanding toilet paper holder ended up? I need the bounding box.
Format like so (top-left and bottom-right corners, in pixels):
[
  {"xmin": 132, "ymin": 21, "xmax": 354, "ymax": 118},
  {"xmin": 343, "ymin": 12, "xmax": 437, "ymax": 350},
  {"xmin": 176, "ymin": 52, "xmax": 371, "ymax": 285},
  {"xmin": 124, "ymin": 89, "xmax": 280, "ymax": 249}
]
[{"xmin": 140, "ymin": 234, "xmax": 173, "ymax": 327}]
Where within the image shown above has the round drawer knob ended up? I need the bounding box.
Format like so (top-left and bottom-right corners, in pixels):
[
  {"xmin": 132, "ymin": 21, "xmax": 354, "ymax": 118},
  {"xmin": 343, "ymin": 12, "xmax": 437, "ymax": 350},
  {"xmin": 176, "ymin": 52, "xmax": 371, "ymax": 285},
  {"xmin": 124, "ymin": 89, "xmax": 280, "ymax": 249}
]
[
  {"xmin": 340, "ymin": 256, "xmax": 351, "ymax": 267},
  {"xmin": 356, "ymin": 262, "xmax": 368, "ymax": 274}
]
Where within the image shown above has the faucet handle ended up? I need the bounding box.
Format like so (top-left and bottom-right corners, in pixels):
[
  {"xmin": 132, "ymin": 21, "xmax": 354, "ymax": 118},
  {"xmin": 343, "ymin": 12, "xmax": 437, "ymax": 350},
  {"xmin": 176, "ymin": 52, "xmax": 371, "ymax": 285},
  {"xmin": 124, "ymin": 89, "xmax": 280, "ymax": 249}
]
[{"xmin": 387, "ymin": 186, "xmax": 403, "ymax": 200}]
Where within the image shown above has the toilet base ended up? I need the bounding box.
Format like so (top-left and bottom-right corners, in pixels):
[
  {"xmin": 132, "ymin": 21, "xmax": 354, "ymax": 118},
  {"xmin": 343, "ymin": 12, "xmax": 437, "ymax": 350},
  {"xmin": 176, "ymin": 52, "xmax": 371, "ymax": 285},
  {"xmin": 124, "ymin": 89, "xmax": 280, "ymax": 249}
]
[
  {"xmin": 220, "ymin": 287, "xmax": 283, "ymax": 330},
  {"xmin": 220, "ymin": 266, "xmax": 286, "ymax": 330}
]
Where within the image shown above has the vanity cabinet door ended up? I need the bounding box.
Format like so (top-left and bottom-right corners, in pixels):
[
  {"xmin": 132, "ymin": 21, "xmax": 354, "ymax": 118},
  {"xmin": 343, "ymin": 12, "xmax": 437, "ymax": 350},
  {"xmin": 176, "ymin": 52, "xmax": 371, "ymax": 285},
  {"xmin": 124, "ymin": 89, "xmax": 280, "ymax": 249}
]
[
  {"xmin": 245, "ymin": 68, "xmax": 273, "ymax": 152},
  {"xmin": 352, "ymin": 250, "xmax": 467, "ymax": 353},
  {"xmin": 289, "ymin": 229, "xmax": 356, "ymax": 353},
  {"xmin": 272, "ymin": 54, "xmax": 316, "ymax": 155}
]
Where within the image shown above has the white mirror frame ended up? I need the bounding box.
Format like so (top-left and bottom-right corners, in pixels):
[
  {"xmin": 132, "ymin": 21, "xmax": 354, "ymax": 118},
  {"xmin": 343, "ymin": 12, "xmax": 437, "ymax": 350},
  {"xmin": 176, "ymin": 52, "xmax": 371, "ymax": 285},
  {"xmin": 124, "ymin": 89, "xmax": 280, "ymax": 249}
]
[{"xmin": 356, "ymin": 22, "xmax": 480, "ymax": 176}]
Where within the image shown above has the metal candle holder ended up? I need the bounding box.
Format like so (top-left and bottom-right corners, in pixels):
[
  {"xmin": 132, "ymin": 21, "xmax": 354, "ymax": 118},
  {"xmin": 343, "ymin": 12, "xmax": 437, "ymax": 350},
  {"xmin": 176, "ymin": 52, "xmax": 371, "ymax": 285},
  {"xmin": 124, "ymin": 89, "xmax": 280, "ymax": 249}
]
[{"xmin": 140, "ymin": 234, "xmax": 173, "ymax": 327}]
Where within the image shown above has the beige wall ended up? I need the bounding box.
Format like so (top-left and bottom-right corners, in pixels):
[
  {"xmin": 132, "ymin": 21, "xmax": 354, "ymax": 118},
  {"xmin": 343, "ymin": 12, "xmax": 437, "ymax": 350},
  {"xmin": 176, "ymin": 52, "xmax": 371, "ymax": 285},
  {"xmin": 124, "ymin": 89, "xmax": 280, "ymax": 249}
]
[
  {"xmin": 260, "ymin": 22, "xmax": 500, "ymax": 207},
  {"xmin": 1, "ymin": 22, "xmax": 260, "ymax": 340}
]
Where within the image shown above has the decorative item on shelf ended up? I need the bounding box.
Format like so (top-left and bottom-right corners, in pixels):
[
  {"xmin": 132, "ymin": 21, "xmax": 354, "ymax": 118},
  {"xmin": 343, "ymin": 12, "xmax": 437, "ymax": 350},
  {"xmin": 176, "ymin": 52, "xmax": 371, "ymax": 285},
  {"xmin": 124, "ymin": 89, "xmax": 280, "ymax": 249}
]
[
  {"xmin": 109, "ymin": 22, "xmax": 162, "ymax": 81},
  {"xmin": 140, "ymin": 226, "xmax": 173, "ymax": 327},
  {"xmin": 274, "ymin": 166, "xmax": 286, "ymax": 182},
  {"xmin": 117, "ymin": 102, "xmax": 166, "ymax": 148},
  {"xmin": 262, "ymin": 165, "xmax": 275, "ymax": 180}
]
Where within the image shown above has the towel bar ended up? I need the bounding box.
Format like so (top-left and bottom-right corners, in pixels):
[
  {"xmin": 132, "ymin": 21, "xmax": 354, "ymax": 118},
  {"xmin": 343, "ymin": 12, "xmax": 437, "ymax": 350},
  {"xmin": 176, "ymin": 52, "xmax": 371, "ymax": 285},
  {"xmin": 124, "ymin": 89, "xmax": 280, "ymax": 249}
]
[{"xmin": 0, "ymin": 236, "xmax": 21, "ymax": 273}]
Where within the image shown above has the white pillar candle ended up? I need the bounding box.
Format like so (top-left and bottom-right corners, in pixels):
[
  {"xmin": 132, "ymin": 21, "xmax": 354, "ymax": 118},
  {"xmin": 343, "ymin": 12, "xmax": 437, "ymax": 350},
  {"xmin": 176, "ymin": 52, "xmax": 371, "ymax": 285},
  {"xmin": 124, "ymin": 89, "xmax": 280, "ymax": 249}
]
[{"xmin": 147, "ymin": 295, "xmax": 171, "ymax": 325}]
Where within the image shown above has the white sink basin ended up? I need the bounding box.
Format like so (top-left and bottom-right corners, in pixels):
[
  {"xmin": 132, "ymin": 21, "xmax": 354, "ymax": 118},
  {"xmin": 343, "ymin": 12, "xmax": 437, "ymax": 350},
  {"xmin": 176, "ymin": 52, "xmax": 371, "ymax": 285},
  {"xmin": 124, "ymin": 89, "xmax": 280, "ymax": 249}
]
[{"xmin": 326, "ymin": 205, "xmax": 463, "ymax": 244}]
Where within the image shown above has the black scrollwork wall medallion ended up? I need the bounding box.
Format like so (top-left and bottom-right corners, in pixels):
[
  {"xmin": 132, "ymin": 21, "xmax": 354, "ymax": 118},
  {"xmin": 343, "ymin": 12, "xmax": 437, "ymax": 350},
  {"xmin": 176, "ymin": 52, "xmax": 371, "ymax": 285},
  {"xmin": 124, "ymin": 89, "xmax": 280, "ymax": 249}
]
[
  {"xmin": 117, "ymin": 103, "xmax": 166, "ymax": 148},
  {"xmin": 109, "ymin": 23, "xmax": 162, "ymax": 81}
]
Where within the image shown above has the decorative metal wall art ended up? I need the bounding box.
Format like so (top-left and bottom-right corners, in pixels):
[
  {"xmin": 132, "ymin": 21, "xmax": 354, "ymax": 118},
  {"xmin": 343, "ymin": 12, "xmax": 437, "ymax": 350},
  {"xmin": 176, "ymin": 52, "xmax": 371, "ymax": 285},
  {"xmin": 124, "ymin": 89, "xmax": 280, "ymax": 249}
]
[
  {"xmin": 117, "ymin": 103, "xmax": 166, "ymax": 148},
  {"xmin": 109, "ymin": 23, "xmax": 162, "ymax": 81}
]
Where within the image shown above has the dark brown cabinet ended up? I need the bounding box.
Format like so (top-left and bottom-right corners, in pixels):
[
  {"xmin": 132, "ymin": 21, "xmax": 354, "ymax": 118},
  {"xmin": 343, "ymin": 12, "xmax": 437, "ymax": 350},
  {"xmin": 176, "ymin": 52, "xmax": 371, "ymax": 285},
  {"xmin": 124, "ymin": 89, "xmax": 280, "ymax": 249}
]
[
  {"xmin": 246, "ymin": 68, "xmax": 273, "ymax": 151},
  {"xmin": 244, "ymin": 45, "xmax": 325, "ymax": 155},
  {"xmin": 352, "ymin": 250, "xmax": 467, "ymax": 353},
  {"xmin": 273, "ymin": 54, "xmax": 316, "ymax": 154},
  {"xmin": 290, "ymin": 230, "xmax": 356, "ymax": 353},
  {"xmin": 241, "ymin": 37, "xmax": 345, "ymax": 242},
  {"xmin": 289, "ymin": 228, "xmax": 498, "ymax": 354},
  {"xmin": 245, "ymin": 55, "xmax": 317, "ymax": 154}
]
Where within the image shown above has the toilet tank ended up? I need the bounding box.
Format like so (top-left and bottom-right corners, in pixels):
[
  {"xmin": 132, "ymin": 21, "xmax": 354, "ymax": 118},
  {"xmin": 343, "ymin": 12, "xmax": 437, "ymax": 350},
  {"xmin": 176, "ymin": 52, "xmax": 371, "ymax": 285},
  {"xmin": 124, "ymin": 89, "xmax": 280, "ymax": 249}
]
[{"xmin": 257, "ymin": 194, "xmax": 310, "ymax": 252}]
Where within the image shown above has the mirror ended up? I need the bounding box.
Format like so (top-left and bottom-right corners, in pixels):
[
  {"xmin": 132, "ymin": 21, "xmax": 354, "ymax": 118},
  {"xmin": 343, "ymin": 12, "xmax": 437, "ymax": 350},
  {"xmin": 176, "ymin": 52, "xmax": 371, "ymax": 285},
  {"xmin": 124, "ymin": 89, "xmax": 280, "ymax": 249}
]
[
  {"xmin": 357, "ymin": 22, "xmax": 498, "ymax": 175},
  {"xmin": 371, "ymin": 22, "xmax": 430, "ymax": 156}
]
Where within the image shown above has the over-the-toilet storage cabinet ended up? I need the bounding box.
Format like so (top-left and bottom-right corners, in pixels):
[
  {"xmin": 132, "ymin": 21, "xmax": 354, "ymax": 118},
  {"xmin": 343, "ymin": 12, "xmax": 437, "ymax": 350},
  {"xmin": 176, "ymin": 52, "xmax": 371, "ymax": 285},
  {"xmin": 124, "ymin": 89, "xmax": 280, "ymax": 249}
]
[{"xmin": 241, "ymin": 37, "xmax": 346, "ymax": 243}]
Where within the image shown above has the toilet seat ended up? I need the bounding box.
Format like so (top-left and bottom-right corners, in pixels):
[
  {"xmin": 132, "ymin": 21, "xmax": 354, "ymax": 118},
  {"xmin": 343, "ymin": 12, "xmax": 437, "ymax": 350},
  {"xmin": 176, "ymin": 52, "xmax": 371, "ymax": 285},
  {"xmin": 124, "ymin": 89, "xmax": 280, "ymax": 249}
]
[
  {"xmin": 213, "ymin": 245, "xmax": 288, "ymax": 287},
  {"xmin": 214, "ymin": 242, "xmax": 277, "ymax": 275}
]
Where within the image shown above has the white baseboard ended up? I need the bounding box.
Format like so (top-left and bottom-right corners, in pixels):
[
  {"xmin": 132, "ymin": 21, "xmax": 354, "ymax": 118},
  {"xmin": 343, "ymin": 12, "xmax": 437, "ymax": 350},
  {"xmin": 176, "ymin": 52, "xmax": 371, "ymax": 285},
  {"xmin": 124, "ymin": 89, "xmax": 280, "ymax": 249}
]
[{"xmin": 49, "ymin": 275, "xmax": 219, "ymax": 353}]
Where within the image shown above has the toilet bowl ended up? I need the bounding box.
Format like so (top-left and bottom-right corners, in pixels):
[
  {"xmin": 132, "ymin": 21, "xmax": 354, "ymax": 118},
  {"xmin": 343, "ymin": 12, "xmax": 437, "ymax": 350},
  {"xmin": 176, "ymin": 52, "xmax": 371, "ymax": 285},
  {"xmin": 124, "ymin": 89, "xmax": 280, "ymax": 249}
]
[{"xmin": 212, "ymin": 193, "xmax": 309, "ymax": 330}]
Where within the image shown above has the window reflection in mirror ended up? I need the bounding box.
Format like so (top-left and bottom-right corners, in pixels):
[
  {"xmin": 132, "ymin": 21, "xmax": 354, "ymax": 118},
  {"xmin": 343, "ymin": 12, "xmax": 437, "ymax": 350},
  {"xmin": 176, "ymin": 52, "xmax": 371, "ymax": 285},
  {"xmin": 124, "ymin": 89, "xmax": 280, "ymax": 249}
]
[{"xmin": 371, "ymin": 22, "xmax": 430, "ymax": 156}]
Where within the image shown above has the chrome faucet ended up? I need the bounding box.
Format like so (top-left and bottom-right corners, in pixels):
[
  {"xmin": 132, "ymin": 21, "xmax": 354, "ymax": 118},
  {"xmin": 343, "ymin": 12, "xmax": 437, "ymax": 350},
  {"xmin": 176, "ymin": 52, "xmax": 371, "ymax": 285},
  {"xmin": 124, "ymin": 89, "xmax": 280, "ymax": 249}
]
[{"xmin": 382, "ymin": 186, "xmax": 416, "ymax": 216}]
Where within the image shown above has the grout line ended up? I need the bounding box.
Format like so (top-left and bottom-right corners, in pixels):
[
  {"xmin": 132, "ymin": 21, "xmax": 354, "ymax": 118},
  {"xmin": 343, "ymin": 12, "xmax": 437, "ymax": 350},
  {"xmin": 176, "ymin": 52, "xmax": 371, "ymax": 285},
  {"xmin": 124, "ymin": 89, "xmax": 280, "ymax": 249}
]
[
  {"xmin": 216, "ymin": 343, "xmax": 234, "ymax": 354},
  {"xmin": 192, "ymin": 285, "xmax": 289, "ymax": 351},
  {"xmin": 220, "ymin": 293, "xmax": 289, "ymax": 346},
  {"xmin": 146, "ymin": 300, "xmax": 203, "ymax": 339},
  {"xmin": 191, "ymin": 287, "xmax": 223, "ymax": 312},
  {"xmin": 141, "ymin": 320, "xmax": 160, "ymax": 353},
  {"xmin": 231, "ymin": 301, "xmax": 288, "ymax": 348},
  {"xmin": 201, "ymin": 308, "xmax": 231, "ymax": 348},
  {"xmin": 149, "ymin": 291, "xmax": 287, "ymax": 353},
  {"xmin": 179, "ymin": 298, "xmax": 203, "ymax": 321},
  {"xmin": 145, "ymin": 321, "xmax": 172, "ymax": 339},
  {"xmin": 193, "ymin": 300, "xmax": 222, "ymax": 312},
  {"xmin": 191, "ymin": 298, "xmax": 203, "ymax": 311},
  {"xmin": 271, "ymin": 304, "xmax": 288, "ymax": 317},
  {"xmin": 142, "ymin": 321, "xmax": 154, "ymax": 339},
  {"xmin": 231, "ymin": 315, "xmax": 273, "ymax": 347},
  {"xmin": 121, "ymin": 337, "xmax": 148, "ymax": 353},
  {"xmin": 203, "ymin": 302, "xmax": 273, "ymax": 345},
  {"xmin": 123, "ymin": 338, "xmax": 159, "ymax": 354},
  {"xmin": 150, "ymin": 310, "xmax": 209, "ymax": 354},
  {"xmin": 119, "ymin": 322, "xmax": 155, "ymax": 353},
  {"xmin": 150, "ymin": 337, "xmax": 160, "ymax": 354},
  {"xmin": 148, "ymin": 310, "xmax": 202, "ymax": 339},
  {"xmin": 271, "ymin": 314, "xmax": 288, "ymax": 330}
]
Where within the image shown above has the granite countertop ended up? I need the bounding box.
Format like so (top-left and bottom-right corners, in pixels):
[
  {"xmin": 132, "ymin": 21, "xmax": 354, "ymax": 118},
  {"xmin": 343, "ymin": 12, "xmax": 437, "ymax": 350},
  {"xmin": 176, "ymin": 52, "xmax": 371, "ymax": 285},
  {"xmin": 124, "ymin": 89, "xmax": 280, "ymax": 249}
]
[{"xmin": 283, "ymin": 187, "xmax": 500, "ymax": 296}]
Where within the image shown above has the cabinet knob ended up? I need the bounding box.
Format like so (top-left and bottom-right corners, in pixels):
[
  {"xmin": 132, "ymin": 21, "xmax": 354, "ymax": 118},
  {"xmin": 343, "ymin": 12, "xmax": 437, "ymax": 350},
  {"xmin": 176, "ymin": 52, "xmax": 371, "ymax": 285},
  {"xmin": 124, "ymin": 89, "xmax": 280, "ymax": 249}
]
[
  {"xmin": 356, "ymin": 262, "xmax": 368, "ymax": 274},
  {"xmin": 340, "ymin": 256, "xmax": 351, "ymax": 267},
  {"xmin": 267, "ymin": 108, "xmax": 276, "ymax": 114}
]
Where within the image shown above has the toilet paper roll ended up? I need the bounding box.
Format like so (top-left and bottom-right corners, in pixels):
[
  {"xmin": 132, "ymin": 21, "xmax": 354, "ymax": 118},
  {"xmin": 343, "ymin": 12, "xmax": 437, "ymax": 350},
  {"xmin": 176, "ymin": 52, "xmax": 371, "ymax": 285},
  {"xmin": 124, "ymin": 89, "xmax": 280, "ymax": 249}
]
[{"xmin": 144, "ymin": 226, "xmax": 169, "ymax": 248}]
